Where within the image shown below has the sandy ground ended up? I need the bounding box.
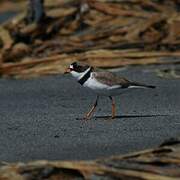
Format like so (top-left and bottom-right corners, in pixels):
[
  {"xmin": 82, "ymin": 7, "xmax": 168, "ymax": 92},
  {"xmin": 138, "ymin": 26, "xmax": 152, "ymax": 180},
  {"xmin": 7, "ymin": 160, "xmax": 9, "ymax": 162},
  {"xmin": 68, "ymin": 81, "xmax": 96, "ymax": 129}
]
[{"xmin": 0, "ymin": 66, "xmax": 180, "ymax": 162}]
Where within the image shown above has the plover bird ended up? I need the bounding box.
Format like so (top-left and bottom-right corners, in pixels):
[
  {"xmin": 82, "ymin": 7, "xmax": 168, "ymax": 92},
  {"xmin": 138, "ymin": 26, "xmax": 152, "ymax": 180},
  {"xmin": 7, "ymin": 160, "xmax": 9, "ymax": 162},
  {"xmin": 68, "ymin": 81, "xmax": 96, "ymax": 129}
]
[{"xmin": 65, "ymin": 62, "xmax": 155, "ymax": 120}]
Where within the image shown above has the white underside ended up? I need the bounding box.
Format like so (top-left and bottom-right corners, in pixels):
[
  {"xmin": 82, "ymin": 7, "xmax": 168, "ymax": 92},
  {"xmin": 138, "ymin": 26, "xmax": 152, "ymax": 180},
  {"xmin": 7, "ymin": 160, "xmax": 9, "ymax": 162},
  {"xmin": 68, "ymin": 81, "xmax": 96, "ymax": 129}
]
[
  {"xmin": 70, "ymin": 70, "xmax": 144, "ymax": 96},
  {"xmin": 83, "ymin": 75, "xmax": 130, "ymax": 96}
]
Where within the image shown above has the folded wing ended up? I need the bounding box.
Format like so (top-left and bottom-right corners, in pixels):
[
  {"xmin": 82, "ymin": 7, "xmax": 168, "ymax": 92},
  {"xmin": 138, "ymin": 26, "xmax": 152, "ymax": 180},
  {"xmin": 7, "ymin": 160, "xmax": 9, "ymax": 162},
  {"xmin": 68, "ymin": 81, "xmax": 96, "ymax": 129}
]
[{"xmin": 92, "ymin": 71, "xmax": 155, "ymax": 89}]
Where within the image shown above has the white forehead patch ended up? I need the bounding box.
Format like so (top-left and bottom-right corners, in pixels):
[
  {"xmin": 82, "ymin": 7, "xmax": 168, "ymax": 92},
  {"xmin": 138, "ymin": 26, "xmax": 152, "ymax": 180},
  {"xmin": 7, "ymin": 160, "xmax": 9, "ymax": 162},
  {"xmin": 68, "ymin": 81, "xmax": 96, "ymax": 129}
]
[{"xmin": 70, "ymin": 65, "xmax": 74, "ymax": 69}]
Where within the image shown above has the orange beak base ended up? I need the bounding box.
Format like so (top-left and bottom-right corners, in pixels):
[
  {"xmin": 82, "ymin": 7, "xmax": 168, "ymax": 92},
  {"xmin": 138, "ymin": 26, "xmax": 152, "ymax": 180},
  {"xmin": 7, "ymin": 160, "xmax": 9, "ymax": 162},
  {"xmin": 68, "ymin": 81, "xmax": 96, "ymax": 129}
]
[{"xmin": 64, "ymin": 68, "xmax": 71, "ymax": 74}]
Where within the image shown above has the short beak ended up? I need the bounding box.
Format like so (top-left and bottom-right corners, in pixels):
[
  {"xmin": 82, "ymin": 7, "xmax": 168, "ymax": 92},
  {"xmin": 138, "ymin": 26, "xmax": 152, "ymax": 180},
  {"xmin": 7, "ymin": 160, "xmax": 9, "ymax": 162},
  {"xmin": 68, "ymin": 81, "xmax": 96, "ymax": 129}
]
[{"xmin": 64, "ymin": 68, "xmax": 71, "ymax": 74}]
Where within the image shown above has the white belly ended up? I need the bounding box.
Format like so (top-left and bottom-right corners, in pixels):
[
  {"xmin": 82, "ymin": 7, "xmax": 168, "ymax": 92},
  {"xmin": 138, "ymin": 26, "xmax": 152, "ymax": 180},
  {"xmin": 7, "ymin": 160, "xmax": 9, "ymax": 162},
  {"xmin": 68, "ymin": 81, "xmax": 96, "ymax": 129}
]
[{"xmin": 83, "ymin": 76, "xmax": 127, "ymax": 96}]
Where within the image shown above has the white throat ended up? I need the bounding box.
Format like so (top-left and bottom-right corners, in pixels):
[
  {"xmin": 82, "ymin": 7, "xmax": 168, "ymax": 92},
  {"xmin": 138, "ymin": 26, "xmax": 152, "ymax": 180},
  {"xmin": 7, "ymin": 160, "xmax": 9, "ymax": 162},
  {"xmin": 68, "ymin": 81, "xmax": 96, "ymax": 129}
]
[{"xmin": 70, "ymin": 67, "xmax": 91, "ymax": 80}]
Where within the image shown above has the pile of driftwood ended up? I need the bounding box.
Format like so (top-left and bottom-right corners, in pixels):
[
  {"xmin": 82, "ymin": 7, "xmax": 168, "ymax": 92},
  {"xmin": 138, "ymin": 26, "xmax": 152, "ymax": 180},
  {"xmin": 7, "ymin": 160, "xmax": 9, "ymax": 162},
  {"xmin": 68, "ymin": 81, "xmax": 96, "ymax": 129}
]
[
  {"xmin": 0, "ymin": 138, "xmax": 179, "ymax": 179},
  {"xmin": 0, "ymin": 0, "xmax": 180, "ymax": 78}
]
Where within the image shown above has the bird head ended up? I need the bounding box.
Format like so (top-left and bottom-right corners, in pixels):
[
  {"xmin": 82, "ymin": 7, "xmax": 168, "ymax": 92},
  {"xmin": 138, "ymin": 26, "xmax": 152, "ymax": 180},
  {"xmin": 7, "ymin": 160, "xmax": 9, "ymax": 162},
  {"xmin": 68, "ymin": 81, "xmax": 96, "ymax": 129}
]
[{"xmin": 64, "ymin": 62, "xmax": 91, "ymax": 80}]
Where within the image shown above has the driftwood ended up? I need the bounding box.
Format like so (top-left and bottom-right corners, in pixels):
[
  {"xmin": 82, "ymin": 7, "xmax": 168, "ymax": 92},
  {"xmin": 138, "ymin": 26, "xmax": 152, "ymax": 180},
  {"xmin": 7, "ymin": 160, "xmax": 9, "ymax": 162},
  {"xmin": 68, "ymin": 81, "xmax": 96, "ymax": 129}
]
[
  {"xmin": 0, "ymin": 0, "xmax": 180, "ymax": 78},
  {"xmin": 0, "ymin": 138, "xmax": 179, "ymax": 179}
]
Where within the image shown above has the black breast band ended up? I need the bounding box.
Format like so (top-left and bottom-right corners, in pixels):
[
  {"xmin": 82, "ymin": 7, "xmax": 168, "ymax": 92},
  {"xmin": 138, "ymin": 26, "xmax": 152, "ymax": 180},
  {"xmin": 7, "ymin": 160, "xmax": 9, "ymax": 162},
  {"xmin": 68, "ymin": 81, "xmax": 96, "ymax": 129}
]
[{"xmin": 78, "ymin": 68, "xmax": 92, "ymax": 85}]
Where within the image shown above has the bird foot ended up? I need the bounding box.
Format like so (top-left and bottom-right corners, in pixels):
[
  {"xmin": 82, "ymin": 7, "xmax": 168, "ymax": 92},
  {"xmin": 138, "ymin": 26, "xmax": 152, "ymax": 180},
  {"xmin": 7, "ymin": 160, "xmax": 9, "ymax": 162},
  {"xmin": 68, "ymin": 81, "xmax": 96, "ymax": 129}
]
[{"xmin": 83, "ymin": 114, "xmax": 92, "ymax": 120}]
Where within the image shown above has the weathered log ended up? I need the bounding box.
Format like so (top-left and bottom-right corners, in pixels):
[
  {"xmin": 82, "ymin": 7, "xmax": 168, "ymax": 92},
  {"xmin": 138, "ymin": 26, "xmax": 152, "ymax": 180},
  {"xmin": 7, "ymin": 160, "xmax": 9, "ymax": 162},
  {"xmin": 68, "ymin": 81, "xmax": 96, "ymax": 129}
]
[
  {"xmin": 26, "ymin": 0, "xmax": 46, "ymax": 23},
  {"xmin": 0, "ymin": 138, "xmax": 179, "ymax": 179},
  {"xmin": 1, "ymin": 50, "xmax": 180, "ymax": 78},
  {"xmin": 1, "ymin": 0, "xmax": 180, "ymax": 78}
]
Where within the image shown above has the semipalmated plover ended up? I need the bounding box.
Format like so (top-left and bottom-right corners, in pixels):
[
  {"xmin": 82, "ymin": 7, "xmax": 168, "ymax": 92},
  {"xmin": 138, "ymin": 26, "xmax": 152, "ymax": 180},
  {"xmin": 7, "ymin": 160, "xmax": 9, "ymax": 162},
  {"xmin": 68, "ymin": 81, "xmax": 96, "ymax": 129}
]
[{"xmin": 65, "ymin": 62, "xmax": 155, "ymax": 120}]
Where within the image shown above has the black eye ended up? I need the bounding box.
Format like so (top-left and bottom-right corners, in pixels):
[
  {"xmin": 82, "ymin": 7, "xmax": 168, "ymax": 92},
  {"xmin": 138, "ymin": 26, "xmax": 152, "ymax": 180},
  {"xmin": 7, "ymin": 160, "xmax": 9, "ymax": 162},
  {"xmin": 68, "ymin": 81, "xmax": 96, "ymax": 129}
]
[{"xmin": 72, "ymin": 62, "xmax": 78, "ymax": 68}]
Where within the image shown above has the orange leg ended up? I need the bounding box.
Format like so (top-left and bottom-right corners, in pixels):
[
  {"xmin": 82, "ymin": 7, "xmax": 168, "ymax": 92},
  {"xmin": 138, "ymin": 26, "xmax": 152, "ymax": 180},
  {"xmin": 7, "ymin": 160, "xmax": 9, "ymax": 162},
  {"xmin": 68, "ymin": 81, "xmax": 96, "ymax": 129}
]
[
  {"xmin": 109, "ymin": 96, "xmax": 116, "ymax": 119},
  {"xmin": 84, "ymin": 96, "xmax": 99, "ymax": 120}
]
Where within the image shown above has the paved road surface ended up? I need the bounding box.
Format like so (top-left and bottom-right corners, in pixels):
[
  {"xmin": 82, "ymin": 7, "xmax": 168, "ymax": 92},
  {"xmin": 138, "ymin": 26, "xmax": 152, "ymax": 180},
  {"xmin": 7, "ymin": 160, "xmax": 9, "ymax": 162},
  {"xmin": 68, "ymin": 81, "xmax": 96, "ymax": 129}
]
[{"xmin": 0, "ymin": 66, "xmax": 180, "ymax": 162}]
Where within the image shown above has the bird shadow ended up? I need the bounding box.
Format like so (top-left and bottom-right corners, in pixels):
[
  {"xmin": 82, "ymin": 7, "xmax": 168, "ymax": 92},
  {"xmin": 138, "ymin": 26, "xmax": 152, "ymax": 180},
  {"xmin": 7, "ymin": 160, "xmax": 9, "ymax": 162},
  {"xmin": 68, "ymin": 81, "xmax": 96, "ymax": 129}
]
[{"xmin": 94, "ymin": 114, "xmax": 168, "ymax": 119}]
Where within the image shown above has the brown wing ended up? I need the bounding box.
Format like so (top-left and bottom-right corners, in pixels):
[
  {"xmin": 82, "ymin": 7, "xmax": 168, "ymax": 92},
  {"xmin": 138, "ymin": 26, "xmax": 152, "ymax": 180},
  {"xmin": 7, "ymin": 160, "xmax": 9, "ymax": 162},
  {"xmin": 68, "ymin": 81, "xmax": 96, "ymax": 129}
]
[{"xmin": 92, "ymin": 71, "xmax": 131, "ymax": 87}]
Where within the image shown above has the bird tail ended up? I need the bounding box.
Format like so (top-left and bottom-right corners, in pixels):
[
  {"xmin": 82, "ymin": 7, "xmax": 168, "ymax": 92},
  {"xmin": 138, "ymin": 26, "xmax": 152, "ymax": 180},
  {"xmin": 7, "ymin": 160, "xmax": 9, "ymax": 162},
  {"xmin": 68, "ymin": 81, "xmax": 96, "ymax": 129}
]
[{"xmin": 129, "ymin": 82, "xmax": 156, "ymax": 89}]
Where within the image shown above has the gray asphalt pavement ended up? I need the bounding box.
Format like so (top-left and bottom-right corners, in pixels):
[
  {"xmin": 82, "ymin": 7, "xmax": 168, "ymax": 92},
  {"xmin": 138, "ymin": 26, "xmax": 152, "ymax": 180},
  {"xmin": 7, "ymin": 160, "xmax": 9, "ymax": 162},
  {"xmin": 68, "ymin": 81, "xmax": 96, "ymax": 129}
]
[{"xmin": 0, "ymin": 66, "xmax": 180, "ymax": 162}]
